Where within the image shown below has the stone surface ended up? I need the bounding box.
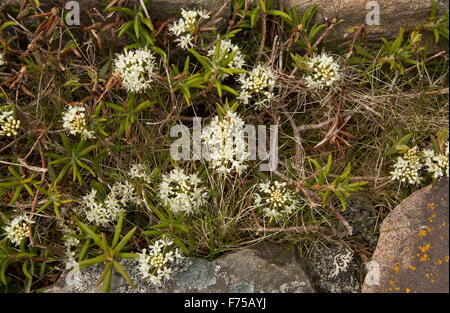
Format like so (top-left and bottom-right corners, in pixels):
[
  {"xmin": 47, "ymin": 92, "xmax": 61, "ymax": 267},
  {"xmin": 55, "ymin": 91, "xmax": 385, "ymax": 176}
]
[
  {"xmin": 343, "ymin": 196, "xmax": 378, "ymax": 249},
  {"xmin": 46, "ymin": 241, "xmax": 314, "ymax": 293},
  {"xmin": 283, "ymin": 0, "xmax": 449, "ymax": 40},
  {"xmin": 362, "ymin": 178, "xmax": 449, "ymax": 293},
  {"xmin": 7, "ymin": 0, "xmax": 447, "ymax": 41},
  {"xmin": 305, "ymin": 244, "xmax": 361, "ymax": 293},
  {"xmin": 143, "ymin": 0, "xmax": 229, "ymax": 22},
  {"xmin": 38, "ymin": 0, "xmax": 230, "ymax": 26}
]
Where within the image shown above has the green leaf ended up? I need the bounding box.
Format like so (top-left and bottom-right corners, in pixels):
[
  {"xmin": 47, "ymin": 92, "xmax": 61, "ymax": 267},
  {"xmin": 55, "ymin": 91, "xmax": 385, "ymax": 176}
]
[
  {"xmin": 188, "ymin": 49, "xmax": 212, "ymax": 70},
  {"xmin": 105, "ymin": 101, "xmax": 126, "ymax": 112},
  {"xmin": 118, "ymin": 21, "xmax": 134, "ymax": 38},
  {"xmin": 105, "ymin": 7, "xmax": 135, "ymax": 16},
  {"xmin": 1, "ymin": 260, "xmax": 12, "ymax": 285},
  {"xmin": 112, "ymin": 260, "xmax": 135, "ymax": 288},
  {"xmin": 77, "ymin": 221, "xmax": 105, "ymax": 251},
  {"xmin": 101, "ymin": 263, "xmax": 113, "ymax": 293},
  {"xmin": 134, "ymin": 18, "xmax": 140, "ymax": 39},
  {"xmin": 112, "ymin": 227, "xmax": 137, "ymax": 254},
  {"xmin": 321, "ymin": 189, "xmax": 331, "ymax": 208},
  {"xmin": 142, "ymin": 230, "xmax": 164, "ymax": 237},
  {"xmin": 267, "ymin": 9, "xmax": 292, "ymax": 22},
  {"xmin": 22, "ymin": 260, "xmax": 32, "ymax": 279},
  {"xmin": 133, "ymin": 100, "xmax": 156, "ymax": 113},
  {"xmin": 112, "ymin": 213, "xmax": 124, "ymax": 248},
  {"xmin": 334, "ymin": 190, "xmax": 347, "ymax": 211},
  {"xmin": 141, "ymin": 17, "xmax": 154, "ymax": 31},
  {"xmin": 115, "ymin": 252, "xmax": 138, "ymax": 259},
  {"xmin": 79, "ymin": 255, "xmax": 107, "ymax": 269},
  {"xmin": 339, "ymin": 162, "xmax": 352, "ymax": 181},
  {"xmin": 0, "ymin": 21, "xmax": 18, "ymax": 31},
  {"xmin": 78, "ymin": 239, "xmax": 91, "ymax": 261}
]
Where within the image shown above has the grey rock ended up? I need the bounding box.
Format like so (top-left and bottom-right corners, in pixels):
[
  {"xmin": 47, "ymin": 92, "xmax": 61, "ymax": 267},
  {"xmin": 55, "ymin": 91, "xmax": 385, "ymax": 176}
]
[
  {"xmin": 172, "ymin": 258, "xmax": 218, "ymax": 291},
  {"xmin": 362, "ymin": 178, "xmax": 449, "ymax": 293},
  {"xmin": 231, "ymin": 281, "xmax": 254, "ymax": 293},
  {"xmin": 305, "ymin": 244, "xmax": 361, "ymax": 293},
  {"xmin": 343, "ymin": 196, "xmax": 378, "ymax": 249},
  {"xmin": 46, "ymin": 241, "xmax": 314, "ymax": 293},
  {"xmin": 215, "ymin": 241, "xmax": 314, "ymax": 293},
  {"xmin": 13, "ymin": 0, "xmax": 231, "ymax": 26},
  {"xmin": 283, "ymin": 0, "xmax": 448, "ymax": 41},
  {"xmin": 144, "ymin": 0, "xmax": 230, "ymax": 23}
]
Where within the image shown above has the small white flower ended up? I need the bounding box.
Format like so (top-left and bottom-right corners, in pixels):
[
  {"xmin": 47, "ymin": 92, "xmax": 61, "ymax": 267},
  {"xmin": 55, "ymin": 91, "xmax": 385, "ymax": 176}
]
[
  {"xmin": 202, "ymin": 110, "xmax": 249, "ymax": 174},
  {"xmin": 62, "ymin": 106, "xmax": 94, "ymax": 138},
  {"xmin": 423, "ymin": 142, "xmax": 449, "ymax": 179},
  {"xmin": 305, "ymin": 53, "xmax": 340, "ymax": 88},
  {"xmin": 254, "ymin": 181, "xmax": 299, "ymax": 221},
  {"xmin": 238, "ymin": 64, "xmax": 276, "ymax": 108},
  {"xmin": 138, "ymin": 238, "xmax": 183, "ymax": 286},
  {"xmin": 169, "ymin": 19, "xmax": 186, "ymax": 36},
  {"xmin": 0, "ymin": 52, "xmax": 5, "ymax": 66},
  {"xmin": 169, "ymin": 9, "xmax": 210, "ymax": 49},
  {"xmin": 114, "ymin": 48, "xmax": 157, "ymax": 93},
  {"xmin": 0, "ymin": 110, "xmax": 20, "ymax": 137},
  {"xmin": 61, "ymin": 221, "xmax": 81, "ymax": 265},
  {"xmin": 176, "ymin": 34, "xmax": 194, "ymax": 50},
  {"xmin": 158, "ymin": 168, "xmax": 208, "ymax": 215},
  {"xmin": 129, "ymin": 163, "xmax": 152, "ymax": 183},
  {"xmin": 197, "ymin": 11, "xmax": 210, "ymax": 20},
  {"xmin": 80, "ymin": 181, "xmax": 138, "ymax": 226},
  {"xmin": 390, "ymin": 146, "xmax": 423, "ymax": 185},
  {"xmin": 3, "ymin": 214, "xmax": 34, "ymax": 246}
]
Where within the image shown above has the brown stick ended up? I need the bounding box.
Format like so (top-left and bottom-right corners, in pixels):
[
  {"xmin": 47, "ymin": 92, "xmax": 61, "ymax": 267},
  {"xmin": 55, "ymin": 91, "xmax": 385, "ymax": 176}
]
[{"xmin": 255, "ymin": 4, "xmax": 267, "ymax": 64}]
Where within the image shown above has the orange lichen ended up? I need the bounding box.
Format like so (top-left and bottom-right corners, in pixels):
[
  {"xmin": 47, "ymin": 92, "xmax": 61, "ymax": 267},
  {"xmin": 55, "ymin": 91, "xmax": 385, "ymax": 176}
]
[
  {"xmin": 405, "ymin": 288, "xmax": 411, "ymax": 293},
  {"xmin": 428, "ymin": 213, "xmax": 437, "ymax": 223},
  {"xmin": 419, "ymin": 254, "xmax": 430, "ymax": 262},
  {"xmin": 409, "ymin": 265, "xmax": 417, "ymax": 271},
  {"xmin": 419, "ymin": 243, "xmax": 431, "ymax": 252},
  {"xmin": 418, "ymin": 230, "xmax": 427, "ymax": 237}
]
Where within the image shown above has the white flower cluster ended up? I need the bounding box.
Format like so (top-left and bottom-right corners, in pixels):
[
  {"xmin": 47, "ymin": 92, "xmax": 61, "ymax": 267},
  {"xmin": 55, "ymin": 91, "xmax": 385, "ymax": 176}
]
[
  {"xmin": 158, "ymin": 168, "xmax": 208, "ymax": 215},
  {"xmin": 129, "ymin": 163, "xmax": 152, "ymax": 183},
  {"xmin": 305, "ymin": 53, "xmax": 340, "ymax": 88},
  {"xmin": 0, "ymin": 110, "xmax": 20, "ymax": 137},
  {"xmin": 138, "ymin": 237, "xmax": 183, "ymax": 286},
  {"xmin": 114, "ymin": 48, "xmax": 157, "ymax": 93},
  {"xmin": 0, "ymin": 52, "xmax": 5, "ymax": 66},
  {"xmin": 207, "ymin": 39, "xmax": 245, "ymax": 79},
  {"xmin": 237, "ymin": 64, "xmax": 276, "ymax": 108},
  {"xmin": 423, "ymin": 142, "xmax": 449, "ymax": 179},
  {"xmin": 202, "ymin": 110, "xmax": 249, "ymax": 174},
  {"xmin": 3, "ymin": 214, "xmax": 34, "ymax": 246},
  {"xmin": 80, "ymin": 181, "xmax": 138, "ymax": 226},
  {"xmin": 254, "ymin": 181, "xmax": 298, "ymax": 221},
  {"xmin": 391, "ymin": 144, "xmax": 449, "ymax": 185},
  {"xmin": 169, "ymin": 9, "xmax": 210, "ymax": 49},
  {"xmin": 58, "ymin": 219, "xmax": 81, "ymax": 263},
  {"xmin": 62, "ymin": 106, "xmax": 94, "ymax": 138},
  {"xmin": 390, "ymin": 146, "xmax": 423, "ymax": 185}
]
